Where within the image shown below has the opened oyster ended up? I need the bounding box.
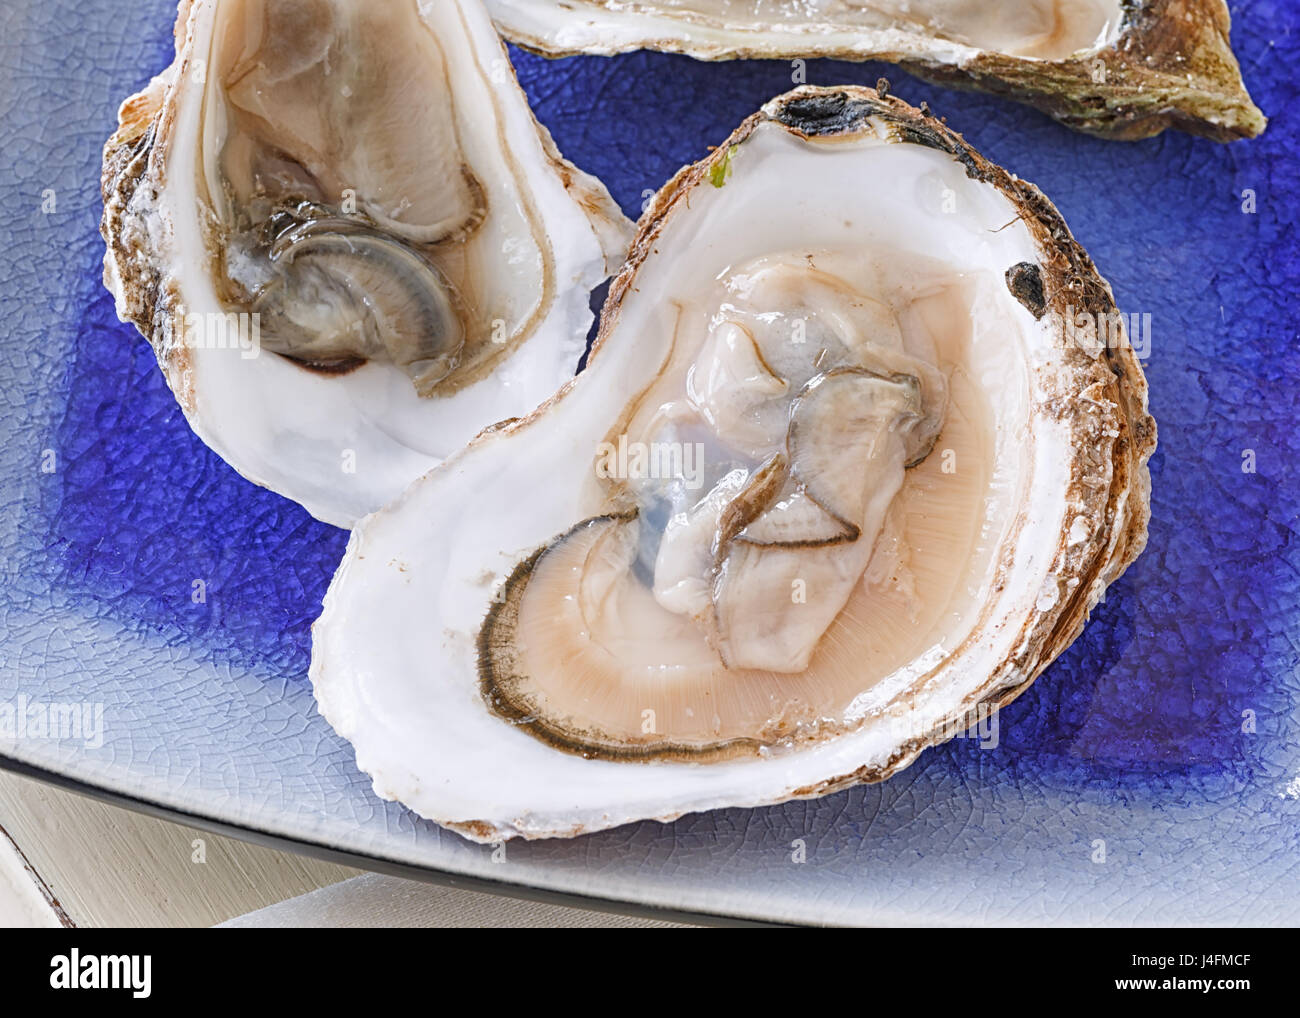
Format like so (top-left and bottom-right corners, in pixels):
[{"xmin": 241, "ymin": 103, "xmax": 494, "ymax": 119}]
[
  {"xmin": 487, "ymin": 0, "xmax": 1265, "ymax": 141},
  {"xmin": 312, "ymin": 86, "xmax": 1155, "ymax": 841},
  {"xmin": 101, "ymin": 0, "xmax": 632, "ymax": 528}
]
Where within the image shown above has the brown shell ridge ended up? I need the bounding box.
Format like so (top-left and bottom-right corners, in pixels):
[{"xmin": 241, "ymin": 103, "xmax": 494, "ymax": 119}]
[
  {"xmin": 496, "ymin": 0, "xmax": 1264, "ymax": 142},
  {"xmin": 100, "ymin": 3, "xmax": 196, "ymax": 408},
  {"xmin": 909, "ymin": 0, "xmax": 1265, "ymax": 141}
]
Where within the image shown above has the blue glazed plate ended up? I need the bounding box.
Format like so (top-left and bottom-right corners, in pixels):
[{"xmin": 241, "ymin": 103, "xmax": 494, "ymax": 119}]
[{"xmin": 1, "ymin": 0, "xmax": 1296, "ymax": 925}]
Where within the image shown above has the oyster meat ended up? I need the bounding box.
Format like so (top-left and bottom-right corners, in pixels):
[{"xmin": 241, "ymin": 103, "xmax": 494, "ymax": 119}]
[
  {"xmin": 101, "ymin": 0, "xmax": 633, "ymax": 528},
  {"xmin": 487, "ymin": 0, "xmax": 1265, "ymax": 140},
  {"xmin": 311, "ymin": 86, "xmax": 1155, "ymax": 841}
]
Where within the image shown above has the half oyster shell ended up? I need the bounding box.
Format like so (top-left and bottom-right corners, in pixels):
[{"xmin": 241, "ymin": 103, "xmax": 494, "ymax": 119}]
[
  {"xmin": 487, "ymin": 0, "xmax": 1266, "ymax": 141},
  {"xmin": 311, "ymin": 86, "xmax": 1155, "ymax": 841},
  {"xmin": 101, "ymin": 0, "xmax": 632, "ymax": 528}
]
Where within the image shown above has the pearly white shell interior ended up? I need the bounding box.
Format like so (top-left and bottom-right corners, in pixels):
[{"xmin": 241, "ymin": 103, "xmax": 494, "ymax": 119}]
[
  {"xmin": 124, "ymin": 0, "xmax": 626, "ymax": 528},
  {"xmin": 311, "ymin": 120, "xmax": 1078, "ymax": 840},
  {"xmin": 487, "ymin": 0, "xmax": 1124, "ymax": 62}
]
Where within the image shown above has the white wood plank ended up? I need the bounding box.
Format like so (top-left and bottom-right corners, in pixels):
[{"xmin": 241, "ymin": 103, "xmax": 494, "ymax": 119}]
[
  {"xmin": 0, "ymin": 770, "xmax": 357, "ymax": 927},
  {"xmin": 0, "ymin": 772, "xmax": 693, "ymax": 927},
  {"xmin": 0, "ymin": 820, "xmax": 67, "ymax": 928}
]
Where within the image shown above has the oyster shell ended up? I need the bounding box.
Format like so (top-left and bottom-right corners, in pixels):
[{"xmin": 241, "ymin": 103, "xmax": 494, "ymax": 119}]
[
  {"xmin": 487, "ymin": 0, "xmax": 1265, "ymax": 141},
  {"xmin": 101, "ymin": 0, "xmax": 632, "ymax": 528},
  {"xmin": 311, "ymin": 86, "xmax": 1155, "ymax": 841}
]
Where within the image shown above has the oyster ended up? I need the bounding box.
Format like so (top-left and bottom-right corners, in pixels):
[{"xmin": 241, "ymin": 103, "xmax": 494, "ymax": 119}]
[
  {"xmin": 101, "ymin": 0, "xmax": 632, "ymax": 528},
  {"xmin": 312, "ymin": 86, "xmax": 1155, "ymax": 841},
  {"xmin": 487, "ymin": 0, "xmax": 1265, "ymax": 141}
]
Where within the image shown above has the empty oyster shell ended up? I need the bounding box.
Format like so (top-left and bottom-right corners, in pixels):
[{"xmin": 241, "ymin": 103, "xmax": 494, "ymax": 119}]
[
  {"xmin": 487, "ymin": 0, "xmax": 1265, "ymax": 141},
  {"xmin": 101, "ymin": 0, "xmax": 632, "ymax": 528},
  {"xmin": 311, "ymin": 86, "xmax": 1155, "ymax": 841}
]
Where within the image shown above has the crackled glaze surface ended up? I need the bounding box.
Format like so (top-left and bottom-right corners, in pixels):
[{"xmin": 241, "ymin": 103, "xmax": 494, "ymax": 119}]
[{"xmin": 0, "ymin": 0, "xmax": 1296, "ymax": 924}]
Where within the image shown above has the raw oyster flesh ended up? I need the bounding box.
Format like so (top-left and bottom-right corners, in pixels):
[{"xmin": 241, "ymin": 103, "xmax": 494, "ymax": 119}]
[
  {"xmin": 310, "ymin": 86, "xmax": 1156, "ymax": 841},
  {"xmin": 101, "ymin": 0, "xmax": 632, "ymax": 528}
]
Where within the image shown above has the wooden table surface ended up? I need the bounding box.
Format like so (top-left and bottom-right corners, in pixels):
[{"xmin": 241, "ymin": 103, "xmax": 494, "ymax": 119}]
[{"xmin": 0, "ymin": 770, "xmax": 687, "ymax": 927}]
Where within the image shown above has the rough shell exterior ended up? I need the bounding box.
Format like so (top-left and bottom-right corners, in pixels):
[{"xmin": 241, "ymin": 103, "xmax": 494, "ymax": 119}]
[
  {"xmin": 100, "ymin": 2, "xmax": 191, "ymax": 403},
  {"xmin": 909, "ymin": 0, "xmax": 1266, "ymax": 141},
  {"xmin": 493, "ymin": 0, "xmax": 1264, "ymax": 141}
]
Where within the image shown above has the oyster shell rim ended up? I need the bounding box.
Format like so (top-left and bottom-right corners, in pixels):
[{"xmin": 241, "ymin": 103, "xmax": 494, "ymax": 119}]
[
  {"xmin": 311, "ymin": 84, "xmax": 1157, "ymax": 842},
  {"xmin": 487, "ymin": 0, "xmax": 1266, "ymax": 141}
]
